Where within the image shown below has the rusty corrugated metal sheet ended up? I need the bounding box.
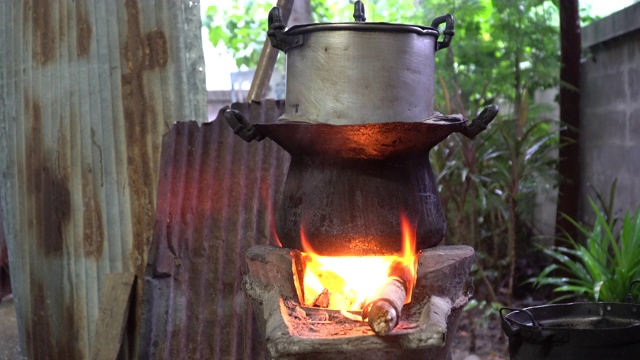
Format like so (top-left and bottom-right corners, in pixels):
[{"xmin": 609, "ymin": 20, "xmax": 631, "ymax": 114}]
[
  {"xmin": 0, "ymin": 0, "xmax": 206, "ymax": 358},
  {"xmin": 138, "ymin": 102, "xmax": 289, "ymax": 359}
]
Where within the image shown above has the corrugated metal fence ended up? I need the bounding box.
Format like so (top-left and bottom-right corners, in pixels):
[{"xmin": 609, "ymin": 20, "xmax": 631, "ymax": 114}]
[
  {"xmin": 138, "ymin": 102, "xmax": 289, "ymax": 359},
  {"xmin": 0, "ymin": 0, "xmax": 206, "ymax": 358}
]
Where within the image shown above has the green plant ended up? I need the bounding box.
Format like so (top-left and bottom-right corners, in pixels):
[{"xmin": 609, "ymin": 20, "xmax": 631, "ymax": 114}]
[
  {"xmin": 463, "ymin": 299, "xmax": 504, "ymax": 352},
  {"xmin": 531, "ymin": 199, "xmax": 640, "ymax": 302},
  {"xmin": 433, "ymin": 97, "xmax": 561, "ymax": 305}
]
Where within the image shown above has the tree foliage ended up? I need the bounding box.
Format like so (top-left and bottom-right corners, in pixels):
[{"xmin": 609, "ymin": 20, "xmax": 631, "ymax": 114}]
[{"xmin": 203, "ymin": 0, "xmax": 275, "ymax": 68}]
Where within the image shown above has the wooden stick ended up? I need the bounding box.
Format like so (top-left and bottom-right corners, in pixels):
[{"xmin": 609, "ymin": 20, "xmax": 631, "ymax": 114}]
[
  {"xmin": 313, "ymin": 288, "xmax": 330, "ymax": 308},
  {"xmin": 363, "ymin": 276, "xmax": 407, "ymax": 336}
]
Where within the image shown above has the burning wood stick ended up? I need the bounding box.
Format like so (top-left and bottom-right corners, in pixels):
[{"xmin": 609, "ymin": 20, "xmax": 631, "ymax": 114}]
[
  {"xmin": 313, "ymin": 288, "xmax": 330, "ymax": 308},
  {"xmin": 363, "ymin": 276, "xmax": 408, "ymax": 336}
]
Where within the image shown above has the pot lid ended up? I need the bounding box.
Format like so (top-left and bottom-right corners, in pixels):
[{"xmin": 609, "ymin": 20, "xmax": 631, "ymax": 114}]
[
  {"xmin": 284, "ymin": 22, "xmax": 439, "ymax": 37},
  {"xmin": 268, "ymin": 1, "xmax": 454, "ymax": 52}
]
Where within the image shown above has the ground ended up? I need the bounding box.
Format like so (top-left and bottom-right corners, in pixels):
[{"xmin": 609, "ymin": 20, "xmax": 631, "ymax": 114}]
[
  {"xmin": 450, "ymin": 307, "xmax": 509, "ymax": 360},
  {"xmin": 0, "ymin": 295, "xmax": 509, "ymax": 360},
  {"xmin": 0, "ymin": 296, "xmax": 21, "ymax": 360}
]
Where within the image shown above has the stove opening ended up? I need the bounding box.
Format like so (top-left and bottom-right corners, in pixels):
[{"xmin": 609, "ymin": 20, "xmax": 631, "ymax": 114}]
[{"xmin": 296, "ymin": 213, "xmax": 418, "ymax": 335}]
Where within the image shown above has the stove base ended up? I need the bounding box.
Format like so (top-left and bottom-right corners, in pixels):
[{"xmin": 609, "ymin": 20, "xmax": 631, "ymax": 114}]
[{"xmin": 244, "ymin": 245, "xmax": 474, "ymax": 359}]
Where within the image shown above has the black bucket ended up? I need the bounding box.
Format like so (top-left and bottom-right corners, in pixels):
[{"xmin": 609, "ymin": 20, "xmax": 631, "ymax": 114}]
[{"xmin": 500, "ymin": 302, "xmax": 640, "ymax": 359}]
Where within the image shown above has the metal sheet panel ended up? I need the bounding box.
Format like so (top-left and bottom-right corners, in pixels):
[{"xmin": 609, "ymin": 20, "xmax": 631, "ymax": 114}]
[
  {"xmin": 0, "ymin": 0, "xmax": 206, "ymax": 358},
  {"xmin": 0, "ymin": 206, "xmax": 9, "ymax": 299},
  {"xmin": 138, "ymin": 102, "xmax": 289, "ymax": 359}
]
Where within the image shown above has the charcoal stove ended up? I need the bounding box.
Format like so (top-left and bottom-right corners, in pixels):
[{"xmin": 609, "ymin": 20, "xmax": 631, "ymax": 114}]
[{"xmin": 226, "ymin": 2, "xmax": 498, "ymax": 359}]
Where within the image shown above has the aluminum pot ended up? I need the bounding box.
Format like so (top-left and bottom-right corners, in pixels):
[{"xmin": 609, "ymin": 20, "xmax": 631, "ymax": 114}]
[{"xmin": 267, "ymin": 1, "xmax": 454, "ymax": 125}]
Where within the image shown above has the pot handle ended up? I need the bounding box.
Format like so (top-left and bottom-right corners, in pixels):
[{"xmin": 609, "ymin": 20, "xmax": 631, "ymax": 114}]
[
  {"xmin": 224, "ymin": 109, "xmax": 265, "ymax": 143},
  {"xmin": 267, "ymin": 7, "xmax": 304, "ymax": 53},
  {"xmin": 623, "ymin": 279, "xmax": 640, "ymax": 303},
  {"xmin": 431, "ymin": 14, "xmax": 455, "ymax": 51},
  {"xmin": 457, "ymin": 104, "xmax": 499, "ymax": 139},
  {"xmin": 500, "ymin": 307, "xmax": 540, "ymax": 336}
]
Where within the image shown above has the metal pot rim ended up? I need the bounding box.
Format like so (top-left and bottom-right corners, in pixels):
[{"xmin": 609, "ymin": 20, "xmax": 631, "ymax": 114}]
[
  {"xmin": 285, "ymin": 22, "xmax": 440, "ymax": 37},
  {"xmin": 503, "ymin": 302, "xmax": 640, "ymax": 331},
  {"xmin": 253, "ymin": 120, "xmax": 466, "ymax": 160}
]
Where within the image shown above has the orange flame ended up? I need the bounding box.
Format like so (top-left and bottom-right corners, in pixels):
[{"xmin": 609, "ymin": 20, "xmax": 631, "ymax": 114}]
[{"xmin": 300, "ymin": 213, "xmax": 418, "ymax": 311}]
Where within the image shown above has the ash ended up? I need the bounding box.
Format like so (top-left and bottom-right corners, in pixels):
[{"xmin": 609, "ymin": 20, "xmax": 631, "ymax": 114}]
[{"xmin": 284, "ymin": 299, "xmax": 416, "ymax": 338}]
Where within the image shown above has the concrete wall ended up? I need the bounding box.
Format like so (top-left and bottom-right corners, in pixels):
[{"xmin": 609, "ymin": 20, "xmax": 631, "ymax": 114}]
[{"xmin": 580, "ymin": 3, "xmax": 640, "ymax": 216}]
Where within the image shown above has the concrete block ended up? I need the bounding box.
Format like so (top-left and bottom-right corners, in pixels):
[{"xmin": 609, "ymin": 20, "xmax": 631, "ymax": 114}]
[
  {"xmin": 611, "ymin": 176, "xmax": 640, "ymax": 213},
  {"xmin": 591, "ymin": 42, "xmax": 628, "ymax": 72},
  {"xmin": 582, "ymin": 48, "xmax": 625, "ymax": 79},
  {"xmin": 581, "ymin": 69, "xmax": 629, "ymax": 110},
  {"xmin": 628, "ymin": 66, "xmax": 640, "ymax": 97},
  {"xmin": 585, "ymin": 144, "xmax": 638, "ymax": 178},
  {"xmin": 630, "ymin": 108, "xmax": 640, "ymax": 142},
  {"xmin": 582, "ymin": 143, "xmax": 640, "ymax": 214},
  {"xmin": 627, "ymin": 31, "xmax": 640, "ymax": 63},
  {"xmin": 584, "ymin": 172, "xmax": 640, "ymax": 217},
  {"xmin": 580, "ymin": 109, "xmax": 628, "ymax": 146}
]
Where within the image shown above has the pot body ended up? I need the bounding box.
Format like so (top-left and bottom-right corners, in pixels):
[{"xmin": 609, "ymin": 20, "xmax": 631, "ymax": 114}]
[
  {"xmin": 275, "ymin": 153, "xmax": 446, "ymax": 256},
  {"xmin": 502, "ymin": 302, "xmax": 640, "ymax": 360},
  {"xmin": 284, "ymin": 29, "xmax": 437, "ymax": 125}
]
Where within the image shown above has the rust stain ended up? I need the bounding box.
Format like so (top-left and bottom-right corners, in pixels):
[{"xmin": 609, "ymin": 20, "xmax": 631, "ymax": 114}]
[
  {"xmin": 58, "ymin": 0, "xmax": 67, "ymax": 44},
  {"xmin": 27, "ymin": 282, "xmax": 54, "ymax": 359},
  {"xmin": 81, "ymin": 166, "xmax": 104, "ymax": 258},
  {"xmin": 144, "ymin": 29, "xmax": 168, "ymax": 70},
  {"xmin": 26, "ymin": 281, "xmax": 80, "ymax": 359},
  {"xmin": 61, "ymin": 300, "xmax": 80, "ymax": 359},
  {"xmin": 76, "ymin": 0, "xmax": 92, "ymax": 58},
  {"xmin": 25, "ymin": 93, "xmax": 70, "ymax": 257},
  {"xmin": 121, "ymin": 0, "xmax": 156, "ymax": 279},
  {"xmin": 121, "ymin": 1, "xmax": 175, "ymax": 345},
  {"xmin": 30, "ymin": 0, "xmax": 55, "ymax": 65}
]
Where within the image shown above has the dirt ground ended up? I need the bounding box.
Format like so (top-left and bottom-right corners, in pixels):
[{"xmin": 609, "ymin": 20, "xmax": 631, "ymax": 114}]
[
  {"xmin": 0, "ymin": 295, "xmax": 509, "ymax": 360},
  {"xmin": 0, "ymin": 296, "xmax": 22, "ymax": 360},
  {"xmin": 449, "ymin": 308, "xmax": 510, "ymax": 360}
]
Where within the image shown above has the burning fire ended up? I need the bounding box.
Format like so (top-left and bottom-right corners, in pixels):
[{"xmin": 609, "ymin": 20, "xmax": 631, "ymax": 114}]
[{"xmin": 301, "ymin": 214, "xmax": 417, "ymax": 311}]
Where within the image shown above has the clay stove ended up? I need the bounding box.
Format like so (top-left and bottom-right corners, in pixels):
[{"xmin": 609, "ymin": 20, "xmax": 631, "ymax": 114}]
[{"xmin": 226, "ymin": 2, "xmax": 498, "ymax": 359}]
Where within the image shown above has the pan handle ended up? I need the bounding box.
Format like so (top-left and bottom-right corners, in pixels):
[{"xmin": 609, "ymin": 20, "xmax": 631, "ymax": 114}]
[
  {"xmin": 624, "ymin": 279, "xmax": 640, "ymax": 303},
  {"xmin": 500, "ymin": 307, "xmax": 540, "ymax": 337},
  {"xmin": 457, "ymin": 105, "xmax": 499, "ymax": 139}
]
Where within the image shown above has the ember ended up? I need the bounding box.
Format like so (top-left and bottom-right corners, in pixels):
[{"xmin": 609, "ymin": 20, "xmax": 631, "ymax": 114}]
[{"xmin": 300, "ymin": 214, "xmax": 417, "ymax": 313}]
